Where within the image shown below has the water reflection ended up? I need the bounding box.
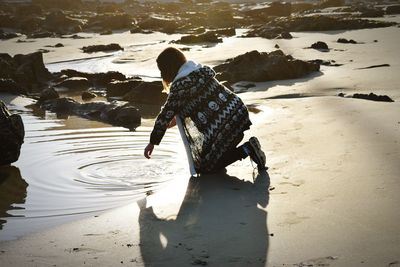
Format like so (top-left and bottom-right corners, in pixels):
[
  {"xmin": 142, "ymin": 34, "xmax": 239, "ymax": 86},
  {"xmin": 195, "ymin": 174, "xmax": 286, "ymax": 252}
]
[
  {"xmin": 0, "ymin": 166, "xmax": 27, "ymax": 230},
  {"xmin": 0, "ymin": 98, "xmax": 187, "ymax": 240},
  {"xmin": 139, "ymin": 170, "xmax": 270, "ymax": 266}
]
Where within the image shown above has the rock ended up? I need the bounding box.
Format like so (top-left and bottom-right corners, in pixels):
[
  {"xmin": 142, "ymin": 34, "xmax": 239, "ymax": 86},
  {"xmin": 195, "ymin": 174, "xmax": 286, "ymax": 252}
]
[
  {"xmin": 275, "ymin": 44, "xmax": 280, "ymax": 49},
  {"xmin": 280, "ymin": 31, "xmax": 293, "ymax": 39},
  {"xmin": 55, "ymin": 43, "xmax": 64, "ymax": 47},
  {"xmin": 59, "ymin": 69, "xmax": 127, "ymax": 87},
  {"xmin": 81, "ymin": 43, "xmax": 123, "ymax": 53},
  {"xmin": 109, "ymin": 105, "xmax": 141, "ymax": 130},
  {"xmin": 352, "ymin": 93, "xmax": 394, "ymax": 102},
  {"xmin": 311, "ymin": 41, "xmax": 329, "ymax": 51},
  {"xmin": 28, "ymin": 31, "xmax": 56, "ymax": 38},
  {"xmin": 11, "ymin": 52, "xmax": 53, "ymax": 92},
  {"xmin": 138, "ymin": 16, "xmax": 180, "ymax": 34},
  {"xmin": 41, "ymin": 98, "xmax": 141, "ymax": 129},
  {"xmin": 55, "ymin": 77, "xmax": 91, "ymax": 90},
  {"xmin": 41, "ymin": 97, "xmax": 78, "ymax": 113},
  {"xmin": 337, "ymin": 38, "xmax": 357, "ymax": 44},
  {"xmin": 85, "ymin": 13, "xmax": 133, "ymax": 31},
  {"xmin": 174, "ymin": 31, "xmax": 223, "ymax": 44},
  {"xmin": 338, "ymin": 92, "xmax": 345, "ymax": 97},
  {"xmin": 0, "ymin": 31, "xmax": 19, "ymax": 40},
  {"xmin": 291, "ymin": 3, "xmax": 315, "ymax": 13},
  {"xmin": 0, "ymin": 101, "xmax": 25, "ymax": 165},
  {"xmin": 123, "ymin": 81, "xmax": 167, "ymax": 105},
  {"xmin": 82, "ymin": 91, "xmax": 97, "ymax": 100},
  {"xmin": 16, "ymin": 4, "xmax": 43, "ymax": 17},
  {"xmin": 214, "ymin": 50, "xmax": 320, "ymax": 84},
  {"xmin": 44, "ymin": 10, "xmax": 83, "ymax": 34},
  {"xmin": 0, "ymin": 79, "xmax": 26, "ymax": 95},
  {"xmin": 106, "ymin": 79, "xmax": 143, "ymax": 97},
  {"xmin": 100, "ymin": 30, "xmax": 113, "ymax": 35},
  {"xmin": 245, "ymin": 15, "xmax": 396, "ymax": 38},
  {"xmin": 39, "ymin": 87, "xmax": 59, "ymax": 102},
  {"xmin": 386, "ymin": 5, "xmax": 400, "ymax": 15},
  {"xmin": 243, "ymin": 2, "xmax": 292, "ymax": 17}
]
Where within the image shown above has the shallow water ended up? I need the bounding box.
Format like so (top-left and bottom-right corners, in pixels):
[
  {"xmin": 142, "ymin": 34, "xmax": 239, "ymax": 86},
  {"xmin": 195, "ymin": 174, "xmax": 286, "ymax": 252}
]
[{"xmin": 0, "ymin": 99, "xmax": 187, "ymax": 240}]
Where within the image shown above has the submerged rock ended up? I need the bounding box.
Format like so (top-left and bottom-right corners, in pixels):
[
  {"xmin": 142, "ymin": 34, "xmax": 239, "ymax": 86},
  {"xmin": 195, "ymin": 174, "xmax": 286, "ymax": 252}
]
[
  {"xmin": 214, "ymin": 50, "xmax": 320, "ymax": 84},
  {"xmin": 0, "ymin": 101, "xmax": 25, "ymax": 165}
]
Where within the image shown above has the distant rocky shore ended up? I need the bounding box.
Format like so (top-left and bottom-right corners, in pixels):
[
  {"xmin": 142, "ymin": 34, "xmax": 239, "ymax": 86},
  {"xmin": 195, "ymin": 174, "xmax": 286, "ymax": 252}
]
[{"xmin": 0, "ymin": 0, "xmax": 398, "ymax": 44}]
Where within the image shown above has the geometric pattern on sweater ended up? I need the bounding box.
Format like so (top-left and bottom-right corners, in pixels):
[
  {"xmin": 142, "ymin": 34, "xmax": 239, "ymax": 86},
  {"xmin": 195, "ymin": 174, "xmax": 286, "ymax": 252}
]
[{"xmin": 150, "ymin": 66, "xmax": 251, "ymax": 173}]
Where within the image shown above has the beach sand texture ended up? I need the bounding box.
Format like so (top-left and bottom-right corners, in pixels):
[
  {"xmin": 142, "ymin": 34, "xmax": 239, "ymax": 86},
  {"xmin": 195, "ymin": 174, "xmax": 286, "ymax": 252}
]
[{"xmin": 1, "ymin": 2, "xmax": 400, "ymax": 266}]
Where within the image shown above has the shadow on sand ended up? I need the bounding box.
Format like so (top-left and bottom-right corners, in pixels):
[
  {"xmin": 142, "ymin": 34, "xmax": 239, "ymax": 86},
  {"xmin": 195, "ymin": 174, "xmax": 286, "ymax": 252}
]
[{"xmin": 138, "ymin": 169, "xmax": 270, "ymax": 266}]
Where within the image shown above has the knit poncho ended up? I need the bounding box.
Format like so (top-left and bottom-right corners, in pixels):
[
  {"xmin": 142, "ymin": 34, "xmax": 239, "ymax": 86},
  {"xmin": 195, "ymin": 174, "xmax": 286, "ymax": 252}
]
[{"xmin": 150, "ymin": 66, "xmax": 251, "ymax": 173}]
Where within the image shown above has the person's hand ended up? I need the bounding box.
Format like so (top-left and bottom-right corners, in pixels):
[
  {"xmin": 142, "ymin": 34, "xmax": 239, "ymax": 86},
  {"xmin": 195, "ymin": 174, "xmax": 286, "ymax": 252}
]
[{"xmin": 144, "ymin": 143, "xmax": 154, "ymax": 159}]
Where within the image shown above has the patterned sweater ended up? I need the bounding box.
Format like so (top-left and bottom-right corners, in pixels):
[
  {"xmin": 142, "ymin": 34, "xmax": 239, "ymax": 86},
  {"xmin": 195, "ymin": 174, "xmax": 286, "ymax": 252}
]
[{"xmin": 150, "ymin": 66, "xmax": 251, "ymax": 172}]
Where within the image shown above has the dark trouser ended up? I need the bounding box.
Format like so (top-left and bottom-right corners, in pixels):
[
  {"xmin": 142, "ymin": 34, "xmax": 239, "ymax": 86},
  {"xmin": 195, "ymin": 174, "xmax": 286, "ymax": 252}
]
[{"xmin": 212, "ymin": 143, "xmax": 248, "ymax": 171}]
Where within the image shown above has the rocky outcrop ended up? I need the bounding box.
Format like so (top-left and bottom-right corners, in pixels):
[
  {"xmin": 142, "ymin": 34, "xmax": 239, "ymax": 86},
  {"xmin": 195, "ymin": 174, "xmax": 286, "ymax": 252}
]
[
  {"xmin": 0, "ymin": 52, "xmax": 53, "ymax": 94},
  {"xmin": 0, "ymin": 101, "xmax": 25, "ymax": 165},
  {"xmin": 44, "ymin": 10, "xmax": 83, "ymax": 34},
  {"xmin": 85, "ymin": 13, "xmax": 133, "ymax": 32},
  {"xmin": 54, "ymin": 77, "xmax": 91, "ymax": 90},
  {"xmin": 351, "ymin": 93, "xmax": 394, "ymax": 102},
  {"xmin": 311, "ymin": 41, "xmax": 329, "ymax": 51},
  {"xmin": 214, "ymin": 50, "xmax": 320, "ymax": 84},
  {"xmin": 81, "ymin": 91, "xmax": 97, "ymax": 100},
  {"xmin": 138, "ymin": 16, "xmax": 180, "ymax": 34},
  {"xmin": 245, "ymin": 15, "xmax": 396, "ymax": 39},
  {"xmin": 58, "ymin": 69, "xmax": 127, "ymax": 87},
  {"xmin": 106, "ymin": 79, "xmax": 143, "ymax": 97},
  {"xmin": 174, "ymin": 28, "xmax": 235, "ymax": 44},
  {"xmin": 39, "ymin": 87, "xmax": 59, "ymax": 102},
  {"xmin": 0, "ymin": 79, "xmax": 26, "ymax": 95},
  {"xmin": 81, "ymin": 43, "xmax": 123, "ymax": 53},
  {"xmin": 41, "ymin": 98, "xmax": 141, "ymax": 130},
  {"xmin": 337, "ymin": 38, "xmax": 357, "ymax": 44},
  {"xmin": 122, "ymin": 81, "xmax": 167, "ymax": 105},
  {"xmin": 386, "ymin": 5, "xmax": 400, "ymax": 15}
]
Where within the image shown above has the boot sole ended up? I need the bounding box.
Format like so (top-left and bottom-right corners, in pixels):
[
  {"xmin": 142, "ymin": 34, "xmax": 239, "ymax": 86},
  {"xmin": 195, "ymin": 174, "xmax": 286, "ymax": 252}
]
[{"xmin": 249, "ymin": 137, "xmax": 266, "ymax": 169}]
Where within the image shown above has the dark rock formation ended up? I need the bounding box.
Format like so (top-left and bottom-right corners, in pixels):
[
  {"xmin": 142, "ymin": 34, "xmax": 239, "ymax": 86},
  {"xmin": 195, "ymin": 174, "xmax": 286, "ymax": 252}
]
[
  {"xmin": 214, "ymin": 50, "xmax": 320, "ymax": 84},
  {"xmin": 174, "ymin": 31, "xmax": 223, "ymax": 44},
  {"xmin": 58, "ymin": 69, "xmax": 127, "ymax": 87},
  {"xmin": 337, "ymin": 38, "xmax": 357, "ymax": 44},
  {"xmin": 0, "ymin": 101, "xmax": 25, "ymax": 165},
  {"xmin": 245, "ymin": 15, "xmax": 396, "ymax": 39},
  {"xmin": 386, "ymin": 5, "xmax": 400, "ymax": 15},
  {"xmin": 81, "ymin": 43, "xmax": 123, "ymax": 53},
  {"xmin": 0, "ymin": 79, "xmax": 26, "ymax": 95},
  {"xmin": 54, "ymin": 77, "xmax": 91, "ymax": 90},
  {"xmin": 352, "ymin": 93, "xmax": 394, "ymax": 102},
  {"xmin": 311, "ymin": 41, "xmax": 329, "ymax": 51},
  {"xmin": 39, "ymin": 87, "xmax": 59, "ymax": 102},
  {"xmin": 0, "ymin": 52, "xmax": 53, "ymax": 93},
  {"xmin": 41, "ymin": 98, "xmax": 141, "ymax": 129},
  {"xmin": 85, "ymin": 13, "xmax": 133, "ymax": 31},
  {"xmin": 106, "ymin": 79, "xmax": 143, "ymax": 97},
  {"xmin": 138, "ymin": 16, "xmax": 179, "ymax": 34},
  {"xmin": 0, "ymin": 31, "xmax": 19, "ymax": 40},
  {"xmin": 44, "ymin": 10, "xmax": 83, "ymax": 34},
  {"xmin": 123, "ymin": 81, "xmax": 167, "ymax": 105},
  {"xmin": 81, "ymin": 91, "xmax": 97, "ymax": 100}
]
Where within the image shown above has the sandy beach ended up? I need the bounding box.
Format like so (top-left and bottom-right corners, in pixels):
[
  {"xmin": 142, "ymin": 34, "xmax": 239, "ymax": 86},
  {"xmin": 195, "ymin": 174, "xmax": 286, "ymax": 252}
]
[{"xmin": 1, "ymin": 1, "xmax": 400, "ymax": 266}]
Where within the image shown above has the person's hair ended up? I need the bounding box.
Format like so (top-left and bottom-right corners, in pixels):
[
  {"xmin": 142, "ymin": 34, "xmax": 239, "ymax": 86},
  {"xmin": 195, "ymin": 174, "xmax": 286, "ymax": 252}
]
[{"xmin": 156, "ymin": 47, "xmax": 187, "ymax": 92}]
